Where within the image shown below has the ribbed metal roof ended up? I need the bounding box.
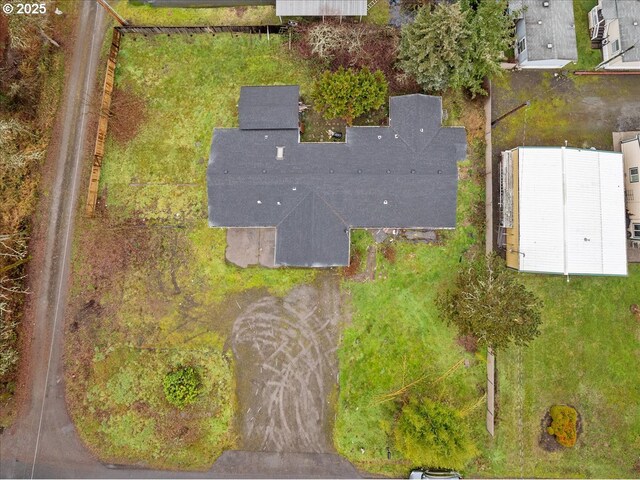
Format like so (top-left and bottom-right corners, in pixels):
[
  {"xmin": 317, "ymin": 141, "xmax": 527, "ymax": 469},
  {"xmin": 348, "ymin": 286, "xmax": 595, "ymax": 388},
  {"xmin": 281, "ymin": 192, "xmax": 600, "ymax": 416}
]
[{"xmin": 276, "ymin": 0, "xmax": 367, "ymax": 16}]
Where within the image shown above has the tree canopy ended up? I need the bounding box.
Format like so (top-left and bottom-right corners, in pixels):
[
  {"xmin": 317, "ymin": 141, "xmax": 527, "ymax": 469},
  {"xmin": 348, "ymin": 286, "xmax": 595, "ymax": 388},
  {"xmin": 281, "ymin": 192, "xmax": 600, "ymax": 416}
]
[
  {"xmin": 399, "ymin": 0, "xmax": 514, "ymax": 96},
  {"xmin": 436, "ymin": 253, "xmax": 543, "ymax": 350},
  {"xmin": 312, "ymin": 67, "xmax": 388, "ymax": 125}
]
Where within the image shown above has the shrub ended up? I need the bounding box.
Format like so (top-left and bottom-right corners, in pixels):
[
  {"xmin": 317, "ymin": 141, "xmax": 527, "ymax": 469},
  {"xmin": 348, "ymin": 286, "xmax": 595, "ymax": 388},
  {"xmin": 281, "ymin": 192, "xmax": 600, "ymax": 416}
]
[
  {"xmin": 546, "ymin": 405, "xmax": 578, "ymax": 447},
  {"xmin": 163, "ymin": 366, "xmax": 203, "ymax": 408},
  {"xmin": 436, "ymin": 253, "xmax": 542, "ymax": 351},
  {"xmin": 394, "ymin": 397, "xmax": 477, "ymax": 469},
  {"xmin": 312, "ymin": 67, "xmax": 388, "ymax": 125}
]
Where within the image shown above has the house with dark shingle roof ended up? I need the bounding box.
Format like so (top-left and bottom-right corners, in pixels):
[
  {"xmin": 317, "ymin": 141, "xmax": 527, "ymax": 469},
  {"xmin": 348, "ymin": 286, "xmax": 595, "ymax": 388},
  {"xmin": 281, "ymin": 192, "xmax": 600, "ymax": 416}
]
[
  {"xmin": 509, "ymin": 0, "xmax": 578, "ymax": 68},
  {"xmin": 207, "ymin": 86, "xmax": 466, "ymax": 267}
]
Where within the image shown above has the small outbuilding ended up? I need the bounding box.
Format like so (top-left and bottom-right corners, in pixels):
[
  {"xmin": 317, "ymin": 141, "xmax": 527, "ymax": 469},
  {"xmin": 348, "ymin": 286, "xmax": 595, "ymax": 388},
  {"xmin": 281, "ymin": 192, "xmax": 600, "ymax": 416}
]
[{"xmin": 500, "ymin": 146, "xmax": 627, "ymax": 276}]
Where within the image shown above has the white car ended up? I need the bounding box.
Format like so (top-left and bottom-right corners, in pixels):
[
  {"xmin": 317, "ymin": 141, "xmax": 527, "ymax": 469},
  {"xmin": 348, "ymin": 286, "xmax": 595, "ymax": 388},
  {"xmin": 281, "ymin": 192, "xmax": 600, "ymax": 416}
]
[{"xmin": 409, "ymin": 469, "xmax": 462, "ymax": 480}]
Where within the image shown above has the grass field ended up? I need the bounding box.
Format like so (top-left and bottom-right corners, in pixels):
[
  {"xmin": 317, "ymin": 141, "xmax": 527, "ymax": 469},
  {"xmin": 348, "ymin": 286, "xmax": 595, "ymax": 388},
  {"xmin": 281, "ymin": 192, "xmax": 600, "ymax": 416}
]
[
  {"xmin": 66, "ymin": 34, "xmax": 317, "ymax": 469},
  {"xmin": 572, "ymin": 0, "xmax": 602, "ymax": 71},
  {"xmin": 334, "ymin": 93, "xmax": 489, "ymax": 477},
  {"xmin": 115, "ymin": 0, "xmax": 278, "ymax": 25},
  {"xmin": 481, "ymin": 269, "xmax": 640, "ymax": 478}
]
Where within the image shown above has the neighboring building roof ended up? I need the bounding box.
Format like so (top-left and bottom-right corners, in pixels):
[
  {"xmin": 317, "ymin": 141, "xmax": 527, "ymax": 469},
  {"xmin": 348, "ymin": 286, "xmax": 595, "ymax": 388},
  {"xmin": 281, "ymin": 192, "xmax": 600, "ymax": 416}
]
[
  {"xmin": 514, "ymin": 146, "xmax": 627, "ymax": 276},
  {"xmin": 601, "ymin": 0, "xmax": 640, "ymax": 62},
  {"xmin": 510, "ymin": 0, "xmax": 578, "ymax": 62},
  {"xmin": 276, "ymin": 0, "xmax": 367, "ymax": 16},
  {"xmin": 208, "ymin": 88, "xmax": 467, "ymax": 267},
  {"xmin": 238, "ymin": 86, "xmax": 300, "ymax": 130}
]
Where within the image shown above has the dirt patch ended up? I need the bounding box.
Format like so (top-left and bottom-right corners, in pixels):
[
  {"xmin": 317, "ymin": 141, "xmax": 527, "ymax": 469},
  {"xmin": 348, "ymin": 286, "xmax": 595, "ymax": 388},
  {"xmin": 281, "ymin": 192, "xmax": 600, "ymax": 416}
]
[
  {"xmin": 341, "ymin": 251, "xmax": 361, "ymax": 278},
  {"xmin": 539, "ymin": 407, "xmax": 583, "ymax": 452},
  {"xmin": 231, "ymin": 276, "xmax": 342, "ymax": 453},
  {"xmin": 456, "ymin": 334, "xmax": 478, "ymax": 353},
  {"xmin": 233, "ymin": 6, "xmax": 248, "ymax": 17},
  {"xmin": 109, "ymin": 87, "xmax": 147, "ymax": 144},
  {"xmin": 381, "ymin": 244, "xmax": 396, "ymax": 263}
]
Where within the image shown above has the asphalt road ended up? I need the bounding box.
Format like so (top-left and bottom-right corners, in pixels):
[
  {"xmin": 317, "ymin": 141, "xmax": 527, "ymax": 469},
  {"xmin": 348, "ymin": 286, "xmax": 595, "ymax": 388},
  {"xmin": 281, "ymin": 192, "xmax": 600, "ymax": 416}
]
[{"xmin": 0, "ymin": 3, "xmax": 359, "ymax": 478}]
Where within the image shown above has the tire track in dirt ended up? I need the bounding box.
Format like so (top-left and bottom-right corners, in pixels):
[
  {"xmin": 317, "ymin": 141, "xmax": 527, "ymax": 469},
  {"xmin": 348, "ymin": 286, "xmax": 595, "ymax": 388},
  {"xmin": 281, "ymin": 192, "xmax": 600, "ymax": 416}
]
[{"xmin": 231, "ymin": 276, "xmax": 341, "ymax": 454}]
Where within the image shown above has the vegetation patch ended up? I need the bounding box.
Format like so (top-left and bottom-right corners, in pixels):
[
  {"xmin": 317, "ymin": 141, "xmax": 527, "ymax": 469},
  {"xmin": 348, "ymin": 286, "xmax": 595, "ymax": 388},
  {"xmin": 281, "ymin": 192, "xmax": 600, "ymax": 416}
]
[
  {"xmin": 67, "ymin": 33, "xmax": 318, "ymax": 469},
  {"xmin": 335, "ymin": 94, "xmax": 488, "ymax": 477},
  {"xmin": 0, "ymin": 0, "xmax": 74, "ymax": 427},
  {"xmin": 163, "ymin": 366, "xmax": 204, "ymax": 409},
  {"xmin": 545, "ymin": 405, "xmax": 579, "ymax": 448},
  {"xmin": 115, "ymin": 0, "xmax": 278, "ymax": 26},
  {"xmin": 395, "ymin": 397, "xmax": 477, "ymax": 469},
  {"xmin": 313, "ymin": 67, "xmax": 388, "ymax": 125}
]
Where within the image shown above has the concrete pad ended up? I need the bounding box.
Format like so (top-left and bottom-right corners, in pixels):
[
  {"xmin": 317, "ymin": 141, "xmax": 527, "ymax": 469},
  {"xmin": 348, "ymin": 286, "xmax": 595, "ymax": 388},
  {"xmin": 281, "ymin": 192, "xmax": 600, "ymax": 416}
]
[
  {"xmin": 226, "ymin": 228, "xmax": 276, "ymax": 268},
  {"xmin": 258, "ymin": 228, "xmax": 276, "ymax": 268}
]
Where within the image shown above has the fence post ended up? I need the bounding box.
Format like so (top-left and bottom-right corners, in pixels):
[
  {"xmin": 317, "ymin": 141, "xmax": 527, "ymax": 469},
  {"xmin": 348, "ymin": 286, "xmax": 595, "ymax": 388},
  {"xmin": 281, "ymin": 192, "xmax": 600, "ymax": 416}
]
[{"xmin": 487, "ymin": 346, "xmax": 495, "ymax": 436}]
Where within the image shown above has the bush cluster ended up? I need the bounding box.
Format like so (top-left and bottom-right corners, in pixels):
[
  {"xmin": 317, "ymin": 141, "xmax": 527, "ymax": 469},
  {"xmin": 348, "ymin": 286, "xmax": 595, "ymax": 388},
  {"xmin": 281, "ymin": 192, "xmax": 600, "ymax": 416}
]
[
  {"xmin": 163, "ymin": 366, "xmax": 203, "ymax": 408},
  {"xmin": 312, "ymin": 67, "xmax": 388, "ymax": 125},
  {"xmin": 394, "ymin": 397, "xmax": 477, "ymax": 469},
  {"xmin": 546, "ymin": 405, "xmax": 578, "ymax": 447}
]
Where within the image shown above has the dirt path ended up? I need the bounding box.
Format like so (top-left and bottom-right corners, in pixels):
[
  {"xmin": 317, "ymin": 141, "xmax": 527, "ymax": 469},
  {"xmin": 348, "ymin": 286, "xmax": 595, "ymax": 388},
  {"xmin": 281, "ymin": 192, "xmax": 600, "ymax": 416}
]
[
  {"xmin": 232, "ymin": 276, "xmax": 341, "ymax": 453},
  {"xmin": 0, "ymin": 2, "xmax": 109, "ymax": 477}
]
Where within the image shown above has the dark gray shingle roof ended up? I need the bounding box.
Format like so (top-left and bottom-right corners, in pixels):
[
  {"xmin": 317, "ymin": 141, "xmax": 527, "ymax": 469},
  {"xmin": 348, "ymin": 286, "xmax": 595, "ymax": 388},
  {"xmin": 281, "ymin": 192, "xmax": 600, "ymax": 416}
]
[
  {"xmin": 208, "ymin": 89, "xmax": 466, "ymax": 267},
  {"xmin": 238, "ymin": 85, "xmax": 300, "ymax": 130}
]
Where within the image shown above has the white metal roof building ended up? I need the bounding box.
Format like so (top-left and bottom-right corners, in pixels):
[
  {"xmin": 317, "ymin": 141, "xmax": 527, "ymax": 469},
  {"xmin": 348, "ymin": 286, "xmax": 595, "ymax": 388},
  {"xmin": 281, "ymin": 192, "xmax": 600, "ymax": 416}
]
[
  {"xmin": 501, "ymin": 146, "xmax": 627, "ymax": 276},
  {"xmin": 276, "ymin": 0, "xmax": 367, "ymax": 16}
]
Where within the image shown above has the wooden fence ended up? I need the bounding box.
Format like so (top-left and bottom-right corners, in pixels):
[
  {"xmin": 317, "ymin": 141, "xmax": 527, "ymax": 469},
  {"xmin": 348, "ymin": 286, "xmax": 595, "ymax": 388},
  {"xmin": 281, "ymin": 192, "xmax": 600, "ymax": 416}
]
[
  {"xmin": 115, "ymin": 24, "xmax": 288, "ymax": 35},
  {"xmin": 85, "ymin": 24, "xmax": 291, "ymax": 215},
  {"xmin": 86, "ymin": 28, "xmax": 121, "ymax": 215}
]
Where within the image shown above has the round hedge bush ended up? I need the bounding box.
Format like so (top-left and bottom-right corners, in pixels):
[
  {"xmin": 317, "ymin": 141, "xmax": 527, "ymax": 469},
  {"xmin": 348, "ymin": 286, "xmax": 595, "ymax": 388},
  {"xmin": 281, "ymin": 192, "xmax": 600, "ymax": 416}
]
[
  {"xmin": 163, "ymin": 366, "xmax": 203, "ymax": 408},
  {"xmin": 546, "ymin": 405, "xmax": 578, "ymax": 447}
]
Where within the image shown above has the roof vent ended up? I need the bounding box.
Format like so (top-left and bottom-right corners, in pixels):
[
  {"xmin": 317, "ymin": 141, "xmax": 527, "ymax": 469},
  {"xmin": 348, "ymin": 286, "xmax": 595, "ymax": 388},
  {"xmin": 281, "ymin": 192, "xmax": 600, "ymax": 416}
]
[
  {"xmin": 547, "ymin": 43, "xmax": 553, "ymax": 49},
  {"xmin": 538, "ymin": 20, "xmax": 542, "ymax": 24},
  {"xmin": 542, "ymin": 1, "xmax": 549, "ymax": 6},
  {"xmin": 276, "ymin": 146, "xmax": 285, "ymax": 160},
  {"xmin": 634, "ymin": 21, "xmax": 639, "ymax": 26}
]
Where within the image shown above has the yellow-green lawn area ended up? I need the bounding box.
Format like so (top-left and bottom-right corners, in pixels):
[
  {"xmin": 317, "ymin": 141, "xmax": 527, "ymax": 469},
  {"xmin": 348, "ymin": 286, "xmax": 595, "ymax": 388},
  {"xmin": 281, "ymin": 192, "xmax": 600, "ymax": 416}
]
[{"xmin": 66, "ymin": 33, "xmax": 317, "ymax": 470}]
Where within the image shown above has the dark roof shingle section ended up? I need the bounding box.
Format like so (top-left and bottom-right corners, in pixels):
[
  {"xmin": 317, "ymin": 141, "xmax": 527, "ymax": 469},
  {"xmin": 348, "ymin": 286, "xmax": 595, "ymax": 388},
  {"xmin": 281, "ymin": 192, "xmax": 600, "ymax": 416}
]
[
  {"xmin": 208, "ymin": 89, "xmax": 467, "ymax": 267},
  {"xmin": 238, "ymin": 85, "xmax": 299, "ymax": 130},
  {"xmin": 275, "ymin": 192, "xmax": 349, "ymax": 267}
]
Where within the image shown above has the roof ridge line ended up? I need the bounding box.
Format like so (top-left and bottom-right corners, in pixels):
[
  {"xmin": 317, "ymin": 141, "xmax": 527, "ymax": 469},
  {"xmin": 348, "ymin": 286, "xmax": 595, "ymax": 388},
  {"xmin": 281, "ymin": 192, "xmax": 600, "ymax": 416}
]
[
  {"xmin": 276, "ymin": 189, "xmax": 312, "ymax": 228},
  {"xmin": 312, "ymin": 190, "xmax": 349, "ymax": 227}
]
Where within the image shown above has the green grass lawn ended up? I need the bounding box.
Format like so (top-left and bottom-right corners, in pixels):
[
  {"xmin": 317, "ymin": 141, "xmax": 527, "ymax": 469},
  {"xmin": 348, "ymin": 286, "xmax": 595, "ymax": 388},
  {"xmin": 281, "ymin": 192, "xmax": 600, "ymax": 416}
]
[
  {"xmin": 571, "ymin": 0, "xmax": 602, "ymax": 71},
  {"xmin": 115, "ymin": 0, "xmax": 278, "ymax": 25},
  {"xmin": 481, "ymin": 269, "xmax": 640, "ymax": 478},
  {"xmin": 334, "ymin": 95, "xmax": 489, "ymax": 477},
  {"xmin": 66, "ymin": 33, "xmax": 317, "ymax": 470}
]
